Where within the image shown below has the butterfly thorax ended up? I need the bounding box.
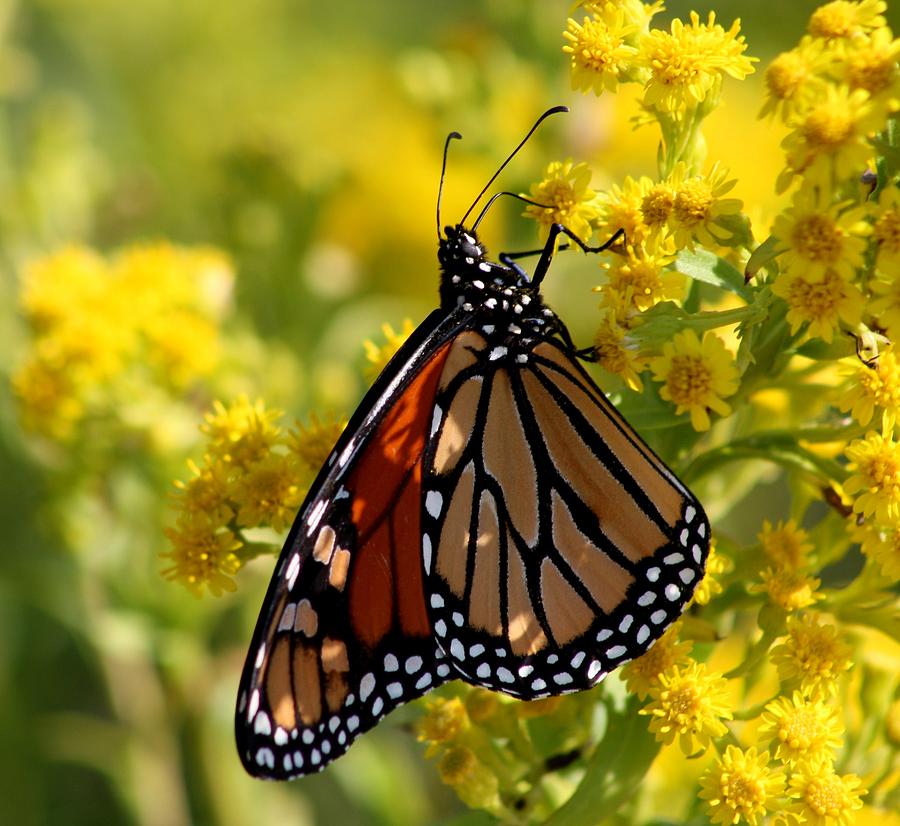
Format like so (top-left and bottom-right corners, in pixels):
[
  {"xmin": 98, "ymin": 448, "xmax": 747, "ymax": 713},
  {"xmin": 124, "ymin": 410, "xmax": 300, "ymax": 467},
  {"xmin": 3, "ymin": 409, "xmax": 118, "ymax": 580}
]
[{"xmin": 438, "ymin": 224, "xmax": 558, "ymax": 355}]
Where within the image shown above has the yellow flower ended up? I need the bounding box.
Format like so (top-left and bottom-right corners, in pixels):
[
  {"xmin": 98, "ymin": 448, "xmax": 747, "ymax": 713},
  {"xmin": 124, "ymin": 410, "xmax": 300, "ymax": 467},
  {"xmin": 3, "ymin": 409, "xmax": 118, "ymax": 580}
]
[
  {"xmin": 574, "ymin": 0, "xmax": 664, "ymax": 33},
  {"xmin": 230, "ymin": 453, "xmax": 304, "ymax": 533},
  {"xmin": 288, "ymin": 412, "xmax": 346, "ymax": 475},
  {"xmin": 691, "ymin": 540, "xmax": 732, "ymax": 606},
  {"xmin": 142, "ymin": 309, "xmax": 220, "ymax": 388},
  {"xmin": 771, "ymin": 614, "xmax": 853, "ymax": 699},
  {"xmin": 857, "ymin": 523, "xmax": 900, "ymax": 579},
  {"xmin": 787, "ymin": 764, "xmax": 866, "ymax": 826},
  {"xmin": 779, "ymin": 85, "xmax": 882, "ymax": 192},
  {"xmin": 771, "ymin": 187, "xmax": 869, "ymax": 283},
  {"xmin": 759, "ymin": 42, "xmax": 830, "ymax": 121},
  {"xmin": 887, "ymin": 699, "xmax": 900, "ymax": 745},
  {"xmin": 162, "ymin": 513, "xmax": 243, "ymax": 597},
  {"xmin": 19, "ymin": 246, "xmax": 108, "ymax": 331},
  {"xmin": 641, "ymin": 660, "xmax": 733, "ymax": 754},
  {"xmin": 594, "ymin": 175, "xmax": 650, "ymax": 248},
  {"xmin": 842, "ymin": 26, "xmax": 900, "ymax": 103},
  {"xmin": 844, "ymin": 428, "xmax": 900, "ymax": 523},
  {"xmin": 621, "ymin": 621, "xmax": 693, "ymax": 699},
  {"xmin": 11, "ymin": 358, "xmax": 84, "ymax": 440},
  {"xmin": 363, "ymin": 319, "xmax": 416, "ymax": 382},
  {"xmin": 597, "ymin": 243, "xmax": 685, "ymax": 312},
  {"xmin": 698, "ymin": 746, "xmax": 785, "ymax": 826},
  {"xmin": 201, "ymin": 395, "xmax": 283, "ymax": 468},
  {"xmin": 650, "ymin": 329, "xmax": 740, "ymax": 431},
  {"xmin": 757, "ymin": 692, "xmax": 844, "ymax": 769},
  {"xmin": 593, "ymin": 312, "xmax": 647, "ymax": 391},
  {"xmin": 641, "ymin": 179, "xmax": 676, "ymax": 233},
  {"xmin": 437, "ymin": 746, "xmax": 501, "ymax": 813},
  {"xmin": 637, "ymin": 11, "xmax": 756, "ymax": 115},
  {"xmin": 417, "ymin": 697, "xmax": 469, "ymax": 751},
  {"xmin": 669, "ymin": 163, "xmax": 744, "ymax": 249},
  {"xmin": 751, "ymin": 567, "xmax": 824, "ymax": 612},
  {"xmin": 838, "ymin": 345, "xmax": 900, "ymax": 430},
  {"xmin": 869, "ymin": 184, "xmax": 900, "ymax": 277},
  {"xmin": 523, "ymin": 159, "xmax": 600, "ymax": 243},
  {"xmin": 758, "ymin": 519, "xmax": 814, "ymax": 571},
  {"xmin": 770, "ymin": 269, "xmax": 864, "ymax": 344},
  {"xmin": 563, "ymin": 10, "xmax": 639, "ymax": 96},
  {"xmin": 172, "ymin": 457, "xmax": 233, "ymax": 519},
  {"xmin": 807, "ymin": 0, "xmax": 886, "ymax": 40}
]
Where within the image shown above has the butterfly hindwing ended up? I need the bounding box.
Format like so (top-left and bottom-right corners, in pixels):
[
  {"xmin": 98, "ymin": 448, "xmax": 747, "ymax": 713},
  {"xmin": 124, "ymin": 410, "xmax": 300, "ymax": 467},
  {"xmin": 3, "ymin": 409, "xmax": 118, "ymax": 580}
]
[
  {"xmin": 236, "ymin": 312, "xmax": 468, "ymax": 778},
  {"xmin": 421, "ymin": 332, "xmax": 710, "ymax": 698}
]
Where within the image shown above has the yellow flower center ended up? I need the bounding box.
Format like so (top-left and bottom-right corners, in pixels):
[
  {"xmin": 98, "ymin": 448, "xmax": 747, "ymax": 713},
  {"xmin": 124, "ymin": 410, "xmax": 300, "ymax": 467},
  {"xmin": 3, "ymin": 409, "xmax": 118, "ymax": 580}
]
[
  {"xmin": 667, "ymin": 354, "xmax": 712, "ymax": 405},
  {"xmin": 765, "ymin": 51, "xmax": 807, "ymax": 99},
  {"xmin": 786, "ymin": 271, "xmax": 846, "ymax": 320},
  {"xmin": 803, "ymin": 774, "xmax": 853, "ymax": 816},
  {"xmin": 674, "ymin": 180, "xmax": 713, "ymax": 227},
  {"xmin": 791, "ymin": 214, "xmax": 842, "ymax": 263},
  {"xmin": 803, "ymin": 105, "xmax": 853, "ymax": 150},
  {"xmin": 874, "ymin": 207, "xmax": 900, "ymax": 255},
  {"xmin": 438, "ymin": 746, "xmax": 477, "ymax": 786},
  {"xmin": 808, "ymin": 2, "xmax": 858, "ymax": 38},
  {"xmin": 724, "ymin": 773, "xmax": 766, "ymax": 811},
  {"xmin": 568, "ymin": 17, "xmax": 623, "ymax": 73},
  {"xmin": 641, "ymin": 185, "xmax": 675, "ymax": 226},
  {"xmin": 779, "ymin": 705, "xmax": 818, "ymax": 749}
]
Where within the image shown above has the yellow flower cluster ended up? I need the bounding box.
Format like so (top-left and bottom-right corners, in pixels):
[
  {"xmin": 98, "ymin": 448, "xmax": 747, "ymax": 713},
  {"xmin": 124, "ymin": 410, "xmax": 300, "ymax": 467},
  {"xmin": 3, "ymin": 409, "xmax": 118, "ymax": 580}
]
[
  {"xmin": 531, "ymin": 6, "xmax": 756, "ymax": 431},
  {"xmin": 14, "ymin": 243, "xmax": 233, "ymax": 441},
  {"xmin": 164, "ymin": 395, "xmax": 345, "ymax": 596}
]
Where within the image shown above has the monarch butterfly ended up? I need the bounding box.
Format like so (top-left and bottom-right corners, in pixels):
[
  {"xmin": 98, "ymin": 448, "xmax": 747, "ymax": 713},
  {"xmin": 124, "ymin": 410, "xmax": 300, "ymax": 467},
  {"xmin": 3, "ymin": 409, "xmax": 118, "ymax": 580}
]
[{"xmin": 236, "ymin": 106, "xmax": 709, "ymax": 779}]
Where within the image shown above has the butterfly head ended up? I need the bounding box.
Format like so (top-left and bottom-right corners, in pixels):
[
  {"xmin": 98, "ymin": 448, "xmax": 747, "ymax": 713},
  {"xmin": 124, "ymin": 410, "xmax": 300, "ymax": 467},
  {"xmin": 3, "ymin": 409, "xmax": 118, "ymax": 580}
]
[{"xmin": 438, "ymin": 224, "xmax": 487, "ymax": 269}]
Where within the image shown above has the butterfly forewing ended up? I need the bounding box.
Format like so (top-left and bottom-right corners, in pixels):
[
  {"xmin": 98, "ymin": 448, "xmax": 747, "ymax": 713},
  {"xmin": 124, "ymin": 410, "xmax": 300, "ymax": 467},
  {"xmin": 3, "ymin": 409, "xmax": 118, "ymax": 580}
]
[
  {"xmin": 236, "ymin": 313, "xmax": 467, "ymax": 778},
  {"xmin": 421, "ymin": 333, "xmax": 709, "ymax": 698}
]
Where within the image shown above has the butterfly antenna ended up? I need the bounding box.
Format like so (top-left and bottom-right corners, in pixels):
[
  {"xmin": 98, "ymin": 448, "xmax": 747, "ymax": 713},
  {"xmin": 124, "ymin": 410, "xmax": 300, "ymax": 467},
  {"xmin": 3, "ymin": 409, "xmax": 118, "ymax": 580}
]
[
  {"xmin": 459, "ymin": 105, "xmax": 568, "ymax": 228},
  {"xmin": 471, "ymin": 192, "xmax": 553, "ymax": 231},
  {"xmin": 437, "ymin": 131, "xmax": 463, "ymax": 240}
]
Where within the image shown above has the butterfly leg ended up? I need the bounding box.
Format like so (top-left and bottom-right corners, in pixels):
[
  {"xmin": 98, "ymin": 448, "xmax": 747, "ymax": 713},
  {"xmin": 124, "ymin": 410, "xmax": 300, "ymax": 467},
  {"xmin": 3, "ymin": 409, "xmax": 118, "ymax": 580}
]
[
  {"xmin": 498, "ymin": 244, "xmax": 571, "ymax": 280},
  {"xmin": 528, "ymin": 224, "xmax": 625, "ymax": 287}
]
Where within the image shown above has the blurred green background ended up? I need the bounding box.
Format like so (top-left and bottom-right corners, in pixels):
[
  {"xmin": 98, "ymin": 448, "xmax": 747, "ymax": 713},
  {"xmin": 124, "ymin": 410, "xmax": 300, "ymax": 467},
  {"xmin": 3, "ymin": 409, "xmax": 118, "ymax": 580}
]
[{"xmin": 1, "ymin": 1, "xmax": 898, "ymax": 825}]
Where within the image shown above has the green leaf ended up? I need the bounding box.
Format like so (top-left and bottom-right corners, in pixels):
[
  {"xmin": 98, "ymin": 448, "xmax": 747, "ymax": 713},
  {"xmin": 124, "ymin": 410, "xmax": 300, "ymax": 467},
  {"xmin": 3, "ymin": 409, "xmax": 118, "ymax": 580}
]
[
  {"xmin": 675, "ymin": 249, "xmax": 752, "ymax": 301},
  {"xmin": 543, "ymin": 697, "xmax": 659, "ymax": 826}
]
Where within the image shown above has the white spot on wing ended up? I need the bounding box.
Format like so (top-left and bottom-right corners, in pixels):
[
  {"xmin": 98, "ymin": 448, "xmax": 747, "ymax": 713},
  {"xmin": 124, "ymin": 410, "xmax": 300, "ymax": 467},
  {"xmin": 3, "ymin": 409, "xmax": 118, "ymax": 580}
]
[{"xmin": 425, "ymin": 490, "xmax": 443, "ymax": 519}]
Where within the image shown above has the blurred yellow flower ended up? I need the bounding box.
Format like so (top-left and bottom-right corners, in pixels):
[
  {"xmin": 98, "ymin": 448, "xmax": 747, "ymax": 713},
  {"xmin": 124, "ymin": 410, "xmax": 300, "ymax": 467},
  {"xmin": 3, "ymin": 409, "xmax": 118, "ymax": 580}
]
[
  {"xmin": 523, "ymin": 159, "xmax": 599, "ymax": 243},
  {"xmin": 650, "ymin": 329, "xmax": 739, "ymax": 431},
  {"xmin": 759, "ymin": 42, "xmax": 830, "ymax": 121},
  {"xmin": 757, "ymin": 692, "xmax": 844, "ymax": 769},
  {"xmin": 363, "ymin": 319, "xmax": 415, "ymax": 383},
  {"xmin": 691, "ymin": 541, "xmax": 732, "ymax": 606},
  {"xmin": 758, "ymin": 519, "xmax": 814, "ymax": 572},
  {"xmin": 288, "ymin": 412, "xmax": 346, "ymax": 475},
  {"xmin": 842, "ymin": 25, "xmax": 900, "ymax": 102},
  {"xmin": 807, "ymin": 0, "xmax": 886, "ymax": 40},
  {"xmin": 856, "ymin": 523, "xmax": 900, "ymax": 579},
  {"xmin": 698, "ymin": 746, "xmax": 785, "ymax": 826},
  {"xmin": 641, "ymin": 660, "xmax": 733, "ymax": 754},
  {"xmin": 437, "ymin": 746, "xmax": 502, "ymax": 813},
  {"xmin": 417, "ymin": 696, "xmax": 468, "ymax": 752}
]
